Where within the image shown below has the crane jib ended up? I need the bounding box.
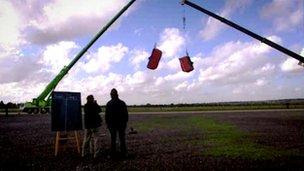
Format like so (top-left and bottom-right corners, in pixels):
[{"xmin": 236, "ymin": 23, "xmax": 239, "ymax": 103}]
[
  {"xmin": 182, "ymin": 0, "xmax": 304, "ymax": 64},
  {"xmin": 32, "ymin": 0, "xmax": 136, "ymax": 106}
]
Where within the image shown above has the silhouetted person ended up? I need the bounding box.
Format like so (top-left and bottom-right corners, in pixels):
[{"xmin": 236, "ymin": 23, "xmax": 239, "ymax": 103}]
[
  {"xmin": 286, "ymin": 102, "xmax": 290, "ymax": 109},
  {"xmin": 82, "ymin": 95, "xmax": 102, "ymax": 158},
  {"xmin": 105, "ymin": 88, "xmax": 128, "ymax": 157},
  {"xmin": 5, "ymin": 103, "xmax": 8, "ymax": 117},
  {"xmin": 0, "ymin": 101, "xmax": 4, "ymax": 109}
]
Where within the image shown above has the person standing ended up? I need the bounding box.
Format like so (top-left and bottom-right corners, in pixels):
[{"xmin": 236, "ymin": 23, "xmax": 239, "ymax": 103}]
[
  {"xmin": 82, "ymin": 95, "xmax": 102, "ymax": 158},
  {"xmin": 105, "ymin": 88, "xmax": 128, "ymax": 157},
  {"xmin": 5, "ymin": 103, "xmax": 8, "ymax": 117}
]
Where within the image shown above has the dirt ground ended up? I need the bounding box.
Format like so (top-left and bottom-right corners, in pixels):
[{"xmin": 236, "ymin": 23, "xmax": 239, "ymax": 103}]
[{"xmin": 0, "ymin": 110, "xmax": 304, "ymax": 170}]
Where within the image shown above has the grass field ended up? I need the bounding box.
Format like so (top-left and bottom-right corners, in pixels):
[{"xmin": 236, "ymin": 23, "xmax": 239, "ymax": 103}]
[
  {"xmin": 1, "ymin": 101, "xmax": 304, "ymax": 114},
  {"xmin": 132, "ymin": 115, "xmax": 299, "ymax": 160},
  {"xmin": 1, "ymin": 110, "xmax": 304, "ymax": 170},
  {"xmin": 127, "ymin": 104, "xmax": 304, "ymax": 112}
]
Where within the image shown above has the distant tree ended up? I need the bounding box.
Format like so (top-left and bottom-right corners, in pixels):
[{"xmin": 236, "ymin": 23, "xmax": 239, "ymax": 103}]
[
  {"xmin": 286, "ymin": 102, "xmax": 290, "ymax": 109},
  {"xmin": 146, "ymin": 103, "xmax": 151, "ymax": 106},
  {"xmin": 7, "ymin": 102, "xmax": 13, "ymax": 108},
  {"xmin": 0, "ymin": 101, "xmax": 4, "ymax": 109},
  {"xmin": 7, "ymin": 102, "xmax": 17, "ymax": 108}
]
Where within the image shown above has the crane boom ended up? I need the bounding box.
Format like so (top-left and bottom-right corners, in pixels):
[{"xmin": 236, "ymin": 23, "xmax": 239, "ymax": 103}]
[
  {"xmin": 24, "ymin": 0, "xmax": 136, "ymax": 114},
  {"xmin": 181, "ymin": 0, "xmax": 304, "ymax": 64}
]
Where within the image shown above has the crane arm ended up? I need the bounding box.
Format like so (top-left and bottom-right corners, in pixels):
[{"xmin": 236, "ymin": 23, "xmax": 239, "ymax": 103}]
[
  {"xmin": 181, "ymin": 0, "xmax": 304, "ymax": 64},
  {"xmin": 34, "ymin": 0, "xmax": 136, "ymax": 105}
]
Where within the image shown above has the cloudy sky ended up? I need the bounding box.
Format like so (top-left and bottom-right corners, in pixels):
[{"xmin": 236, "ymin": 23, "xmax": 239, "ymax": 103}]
[{"xmin": 0, "ymin": 0, "xmax": 303, "ymax": 105}]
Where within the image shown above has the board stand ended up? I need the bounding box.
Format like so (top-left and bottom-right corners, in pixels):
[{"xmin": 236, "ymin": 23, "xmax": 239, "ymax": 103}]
[{"xmin": 54, "ymin": 131, "xmax": 81, "ymax": 156}]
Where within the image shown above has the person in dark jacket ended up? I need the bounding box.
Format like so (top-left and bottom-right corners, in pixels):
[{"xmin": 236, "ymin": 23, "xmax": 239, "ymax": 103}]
[
  {"xmin": 105, "ymin": 88, "xmax": 128, "ymax": 157},
  {"xmin": 82, "ymin": 95, "xmax": 102, "ymax": 158},
  {"xmin": 5, "ymin": 103, "xmax": 8, "ymax": 117}
]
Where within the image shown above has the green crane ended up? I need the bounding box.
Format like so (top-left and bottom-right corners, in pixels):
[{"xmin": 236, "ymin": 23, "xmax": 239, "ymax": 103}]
[{"xmin": 23, "ymin": 0, "xmax": 136, "ymax": 114}]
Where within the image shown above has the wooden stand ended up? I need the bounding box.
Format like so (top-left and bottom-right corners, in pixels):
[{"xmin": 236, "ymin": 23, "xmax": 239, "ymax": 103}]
[{"xmin": 54, "ymin": 131, "xmax": 81, "ymax": 156}]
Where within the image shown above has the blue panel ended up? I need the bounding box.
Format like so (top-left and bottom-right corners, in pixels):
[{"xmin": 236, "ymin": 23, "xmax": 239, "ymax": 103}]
[{"xmin": 51, "ymin": 91, "xmax": 82, "ymax": 131}]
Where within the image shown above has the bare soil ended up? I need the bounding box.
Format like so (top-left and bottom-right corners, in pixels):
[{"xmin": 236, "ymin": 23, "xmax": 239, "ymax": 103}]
[{"xmin": 0, "ymin": 110, "xmax": 304, "ymax": 170}]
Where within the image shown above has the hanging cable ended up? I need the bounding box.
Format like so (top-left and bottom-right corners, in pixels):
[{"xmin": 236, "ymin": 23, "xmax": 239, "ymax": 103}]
[
  {"xmin": 182, "ymin": 4, "xmax": 189, "ymax": 56},
  {"xmin": 179, "ymin": 4, "xmax": 194, "ymax": 73},
  {"xmin": 183, "ymin": 6, "xmax": 186, "ymax": 31}
]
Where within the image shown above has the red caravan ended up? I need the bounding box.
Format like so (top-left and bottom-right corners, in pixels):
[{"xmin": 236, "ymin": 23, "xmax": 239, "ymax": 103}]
[
  {"xmin": 179, "ymin": 55, "xmax": 194, "ymax": 72},
  {"xmin": 147, "ymin": 48, "xmax": 162, "ymax": 70},
  {"xmin": 147, "ymin": 48, "xmax": 194, "ymax": 72}
]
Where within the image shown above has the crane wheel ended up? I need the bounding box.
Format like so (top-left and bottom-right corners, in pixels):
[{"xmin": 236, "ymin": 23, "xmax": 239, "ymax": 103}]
[
  {"xmin": 27, "ymin": 109, "xmax": 33, "ymax": 114},
  {"xmin": 40, "ymin": 108, "xmax": 48, "ymax": 114},
  {"xmin": 33, "ymin": 108, "xmax": 39, "ymax": 114}
]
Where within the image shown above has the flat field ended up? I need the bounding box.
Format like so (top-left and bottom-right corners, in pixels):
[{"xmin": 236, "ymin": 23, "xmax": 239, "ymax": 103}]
[{"xmin": 0, "ymin": 110, "xmax": 304, "ymax": 170}]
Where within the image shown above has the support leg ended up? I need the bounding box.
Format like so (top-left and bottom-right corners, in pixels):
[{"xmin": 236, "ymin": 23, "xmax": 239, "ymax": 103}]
[
  {"xmin": 75, "ymin": 131, "xmax": 81, "ymax": 154},
  {"xmin": 55, "ymin": 131, "xmax": 60, "ymax": 156}
]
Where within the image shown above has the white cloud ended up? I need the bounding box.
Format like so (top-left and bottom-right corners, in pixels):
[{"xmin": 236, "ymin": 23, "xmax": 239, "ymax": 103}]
[
  {"xmin": 53, "ymin": 69, "xmax": 197, "ymax": 104},
  {"xmin": 55, "ymin": 72, "xmax": 127, "ymax": 103},
  {"xmin": 266, "ymin": 35, "xmax": 282, "ymax": 44},
  {"xmin": 174, "ymin": 81, "xmax": 188, "ymax": 91},
  {"xmin": 26, "ymin": 0, "xmax": 134, "ymax": 44},
  {"xmin": 281, "ymin": 58, "xmax": 304, "ymax": 73},
  {"xmin": 158, "ymin": 28, "xmax": 185, "ymax": 58},
  {"xmin": 199, "ymin": 17, "xmax": 224, "ymax": 41},
  {"xmin": 40, "ymin": 41, "xmax": 78, "ymax": 74},
  {"xmin": 0, "ymin": 81, "xmax": 47, "ymax": 103},
  {"xmin": 0, "ymin": 45, "xmax": 20, "ymax": 60},
  {"xmin": 199, "ymin": 0, "xmax": 251, "ymax": 40},
  {"xmin": 255, "ymin": 78, "xmax": 267, "ymax": 86},
  {"xmin": 280, "ymin": 48, "xmax": 304, "ymax": 73},
  {"xmin": 155, "ymin": 77, "xmax": 165, "ymax": 86},
  {"xmin": 31, "ymin": 40, "xmax": 304, "ymax": 104},
  {"xmin": 191, "ymin": 54, "xmax": 205, "ymax": 70},
  {"xmin": 164, "ymin": 71, "xmax": 195, "ymax": 81},
  {"xmin": 0, "ymin": 54, "xmax": 44, "ymax": 84},
  {"xmin": 83, "ymin": 43, "xmax": 128, "ymax": 73},
  {"xmin": 0, "ymin": 1, "xmax": 22, "ymax": 46},
  {"xmin": 126, "ymin": 71, "xmax": 148, "ymax": 85},
  {"xmin": 198, "ymin": 37, "xmax": 278, "ymax": 84},
  {"xmin": 0, "ymin": 1, "xmax": 24, "ymax": 62},
  {"xmin": 129, "ymin": 49, "xmax": 149, "ymax": 70},
  {"xmin": 232, "ymin": 88, "xmax": 242, "ymax": 94},
  {"xmin": 261, "ymin": 0, "xmax": 303, "ymax": 31},
  {"xmin": 261, "ymin": 63, "xmax": 276, "ymax": 72},
  {"xmin": 166, "ymin": 58, "xmax": 180, "ymax": 71},
  {"xmin": 253, "ymin": 63, "xmax": 276, "ymax": 75}
]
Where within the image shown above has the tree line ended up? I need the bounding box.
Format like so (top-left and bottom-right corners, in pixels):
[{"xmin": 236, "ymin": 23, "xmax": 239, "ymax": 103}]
[
  {"xmin": 0, "ymin": 101, "xmax": 20, "ymax": 109},
  {"xmin": 1, "ymin": 99, "xmax": 303, "ymax": 109}
]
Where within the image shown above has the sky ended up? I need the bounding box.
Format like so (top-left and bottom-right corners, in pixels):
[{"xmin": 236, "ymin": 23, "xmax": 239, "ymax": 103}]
[{"xmin": 0, "ymin": 0, "xmax": 303, "ymax": 105}]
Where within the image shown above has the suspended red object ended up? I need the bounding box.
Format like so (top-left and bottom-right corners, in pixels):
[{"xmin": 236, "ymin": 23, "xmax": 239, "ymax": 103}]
[
  {"xmin": 147, "ymin": 48, "xmax": 162, "ymax": 70},
  {"xmin": 179, "ymin": 56, "xmax": 194, "ymax": 72}
]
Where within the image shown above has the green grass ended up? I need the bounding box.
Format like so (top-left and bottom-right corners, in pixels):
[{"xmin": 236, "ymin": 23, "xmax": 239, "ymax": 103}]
[
  {"xmin": 127, "ymin": 104, "xmax": 304, "ymax": 112},
  {"xmin": 132, "ymin": 116, "xmax": 194, "ymax": 132},
  {"xmin": 133, "ymin": 116, "xmax": 299, "ymax": 160},
  {"xmin": 189, "ymin": 117, "xmax": 293, "ymax": 160},
  {"xmin": 1, "ymin": 104, "xmax": 303, "ymax": 113}
]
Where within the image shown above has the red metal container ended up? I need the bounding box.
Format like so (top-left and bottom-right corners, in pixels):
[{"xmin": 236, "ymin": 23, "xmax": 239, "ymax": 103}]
[
  {"xmin": 179, "ymin": 56, "xmax": 194, "ymax": 72},
  {"xmin": 147, "ymin": 48, "xmax": 162, "ymax": 70}
]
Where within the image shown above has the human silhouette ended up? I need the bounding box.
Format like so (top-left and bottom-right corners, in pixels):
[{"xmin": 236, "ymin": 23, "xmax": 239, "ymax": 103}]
[
  {"xmin": 105, "ymin": 88, "xmax": 128, "ymax": 157},
  {"xmin": 82, "ymin": 95, "xmax": 102, "ymax": 158},
  {"xmin": 5, "ymin": 104, "xmax": 8, "ymax": 117}
]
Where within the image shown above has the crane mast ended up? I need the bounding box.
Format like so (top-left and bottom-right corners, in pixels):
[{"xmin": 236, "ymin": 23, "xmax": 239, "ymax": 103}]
[{"xmin": 23, "ymin": 0, "xmax": 136, "ymax": 114}]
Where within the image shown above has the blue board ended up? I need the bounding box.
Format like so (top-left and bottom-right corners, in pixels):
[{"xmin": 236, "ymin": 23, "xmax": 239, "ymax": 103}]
[{"xmin": 51, "ymin": 91, "xmax": 82, "ymax": 131}]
